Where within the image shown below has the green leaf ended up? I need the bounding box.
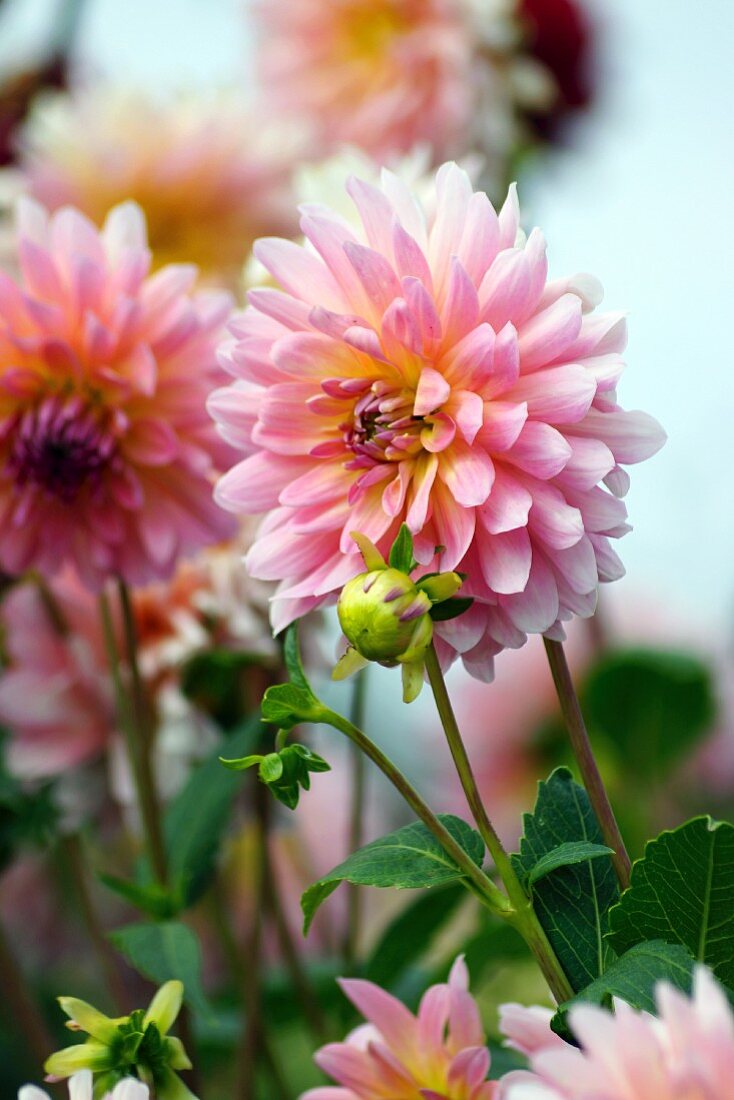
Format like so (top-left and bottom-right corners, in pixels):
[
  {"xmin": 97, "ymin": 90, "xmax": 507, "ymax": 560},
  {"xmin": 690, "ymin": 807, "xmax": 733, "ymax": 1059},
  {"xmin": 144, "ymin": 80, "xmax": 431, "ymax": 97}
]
[
  {"xmin": 584, "ymin": 648, "xmax": 716, "ymax": 777},
  {"xmin": 283, "ymin": 622, "xmax": 311, "ymax": 692},
  {"xmin": 98, "ymin": 874, "xmax": 180, "ymax": 920},
  {"xmin": 219, "ymin": 753, "xmax": 262, "ymax": 773},
  {"xmin": 301, "ymin": 815, "xmax": 483, "ymax": 934},
  {"xmin": 364, "ymin": 884, "xmax": 466, "ymax": 988},
  {"xmin": 551, "ymin": 940, "xmax": 696, "ymax": 1039},
  {"xmin": 162, "ymin": 718, "xmax": 261, "ymax": 908},
  {"xmin": 607, "ymin": 816, "xmax": 734, "ymax": 988},
  {"xmin": 261, "ymin": 683, "xmax": 323, "ymax": 730},
  {"xmin": 109, "ymin": 921, "xmax": 211, "ymax": 1019},
  {"xmin": 388, "ymin": 524, "xmax": 416, "ymax": 574},
  {"xmin": 259, "ymin": 753, "xmax": 284, "ymax": 783},
  {"xmin": 181, "ymin": 648, "xmax": 267, "ymax": 729},
  {"xmin": 512, "ymin": 768, "xmax": 619, "ymax": 993},
  {"xmin": 526, "ymin": 842, "xmax": 615, "ymax": 887},
  {"xmin": 429, "ymin": 596, "xmax": 474, "ymax": 622}
]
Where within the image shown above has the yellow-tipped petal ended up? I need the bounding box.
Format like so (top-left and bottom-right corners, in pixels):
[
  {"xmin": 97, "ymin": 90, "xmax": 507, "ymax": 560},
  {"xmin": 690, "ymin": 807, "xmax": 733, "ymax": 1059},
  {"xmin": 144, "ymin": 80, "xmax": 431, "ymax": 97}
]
[
  {"xmin": 165, "ymin": 1035, "xmax": 193, "ymax": 1071},
  {"xmin": 401, "ymin": 661, "xmax": 424, "ymax": 703},
  {"xmin": 57, "ymin": 997, "xmax": 121, "ymax": 1044},
  {"xmin": 44, "ymin": 1040, "xmax": 112, "ymax": 1078},
  {"xmin": 417, "ymin": 571, "xmax": 463, "ymax": 603},
  {"xmin": 144, "ymin": 980, "xmax": 183, "ymax": 1035},
  {"xmin": 350, "ymin": 531, "xmax": 387, "ymax": 571},
  {"xmin": 156, "ymin": 1066, "xmax": 199, "ymax": 1100},
  {"xmin": 332, "ymin": 646, "xmax": 369, "ymax": 681}
]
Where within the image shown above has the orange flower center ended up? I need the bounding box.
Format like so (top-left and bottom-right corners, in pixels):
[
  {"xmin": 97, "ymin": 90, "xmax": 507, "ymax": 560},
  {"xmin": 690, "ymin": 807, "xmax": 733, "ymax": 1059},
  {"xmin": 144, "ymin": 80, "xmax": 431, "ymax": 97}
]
[{"xmin": 339, "ymin": 1, "xmax": 407, "ymax": 61}]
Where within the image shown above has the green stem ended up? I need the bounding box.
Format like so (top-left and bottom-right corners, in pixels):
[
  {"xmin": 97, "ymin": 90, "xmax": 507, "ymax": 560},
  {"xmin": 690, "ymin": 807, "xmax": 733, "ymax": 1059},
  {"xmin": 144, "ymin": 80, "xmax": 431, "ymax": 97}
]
[
  {"xmin": 261, "ymin": 817, "xmax": 328, "ymax": 1043},
  {"xmin": 424, "ymin": 642, "xmax": 574, "ymax": 1003},
  {"xmin": 236, "ymin": 778, "xmax": 268, "ymax": 1100},
  {"xmin": 0, "ymin": 915, "xmax": 53, "ymax": 1072},
  {"xmin": 344, "ymin": 669, "xmax": 368, "ymax": 968},
  {"xmin": 61, "ymin": 835, "xmax": 128, "ymax": 1013},
  {"xmin": 321, "ymin": 707, "xmax": 511, "ymax": 917},
  {"xmin": 99, "ymin": 584, "xmax": 167, "ymax": 885},
  {"xmin": 543, "ymin": 638, "xmax": 631, "ymax": 890}
]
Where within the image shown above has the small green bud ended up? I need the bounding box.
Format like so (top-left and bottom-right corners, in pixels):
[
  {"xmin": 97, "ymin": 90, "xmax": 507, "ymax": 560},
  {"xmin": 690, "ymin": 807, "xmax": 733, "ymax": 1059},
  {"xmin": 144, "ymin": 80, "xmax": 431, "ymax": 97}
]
[
  {"xmin": 333, "ymin": 529, "xmax": 465, "ymax": 702},
  {"xmin": 337, "ymin": 567, "xmax": 433, "ymax": 665},
  {"xmin": 45, "ymin": 982, "xmax": 196, "ymax": 1098}
]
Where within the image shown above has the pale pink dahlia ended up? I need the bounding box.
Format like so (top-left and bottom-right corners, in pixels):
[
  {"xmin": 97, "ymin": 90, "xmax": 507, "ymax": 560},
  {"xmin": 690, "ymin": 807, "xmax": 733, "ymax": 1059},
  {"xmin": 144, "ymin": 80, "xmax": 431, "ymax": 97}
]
[
  {"xmin": 0, "ymin": 198, "xmax": 235, "ymax": 587},
  {"xmin": 301, "ymin": 955, "xmax": 497, "ymax": 1099},
  {"xmin": 19, "ymin": 88, "xmax": 300, "ymax": 284},
  {"xmin": 499, "ymin": 967, "xmax": 734, "ymax": 1100},
  {"xmin": 257, "ymin": 0, "xmax": 475, "ymax": 163},
  {"xmin": 210, "ymin": 163, "xmax": 665, "ymax": 679}
]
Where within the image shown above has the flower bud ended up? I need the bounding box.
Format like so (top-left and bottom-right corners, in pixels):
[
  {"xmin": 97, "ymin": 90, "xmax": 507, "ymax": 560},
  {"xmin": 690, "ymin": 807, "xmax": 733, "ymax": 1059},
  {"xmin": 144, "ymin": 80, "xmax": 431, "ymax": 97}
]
[
  {"xmin": 332, "ymin": 528, "xmax": 465, "ymax": 703},
  {"xmin": 337, "ymin": 567, "xmax": 433, "ymax": 667}
]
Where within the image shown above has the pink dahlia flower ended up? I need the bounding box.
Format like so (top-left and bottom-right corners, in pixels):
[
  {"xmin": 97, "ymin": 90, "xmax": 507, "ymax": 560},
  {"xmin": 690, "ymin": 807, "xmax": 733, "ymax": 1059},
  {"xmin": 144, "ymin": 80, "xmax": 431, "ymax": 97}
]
[
  {"xmin": 499, "ymin": 967, "xmax": 734, "ymax": 1099},
  {"xmin": 210, "ymin": 163, "xmax": 665, "ymax": 679},
  {"xmin": 257, "ymin": 0, "xmax": 473, "ymax": 163},
  {"xmin": 19, "ymin": 88, "xmax": 300, "ymax": 285},
  {"xmin": 301, "ymin": 955, "xmax": 497, "ymax": 1099},
  {"xmin": 0, "ymin": 197, "xmax": 235, "ymax": 587},
  {"xmin": 0, "ymin": 574, "xmax": 114, "ymax": 777}
]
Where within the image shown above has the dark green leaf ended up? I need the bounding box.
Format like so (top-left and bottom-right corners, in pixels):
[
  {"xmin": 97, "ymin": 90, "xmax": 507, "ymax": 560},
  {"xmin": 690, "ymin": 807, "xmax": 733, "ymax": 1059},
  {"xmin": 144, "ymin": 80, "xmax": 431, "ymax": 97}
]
[
  {"xmin": 607, "ymin": 816, "xmax": 734, "ymax": 988},
  {"xmin": 526, "ymin": 842, "xmax": 615, "ymax": 887},
  {"xmin": 429, "ymin": 597, "xmax": 474, "ymax": 622},
  {"xmin": 161, "ymin": 718, "xmax": 260, "ymax": 907},
  {"xmin": 388, "ymin": 524, "xmax": 416, "ymax": 574},
  {"xmin": 283, "ymin": 622, "xmax": 311, "ymax": 692},
  {"xmin": 584, "ymin": 648, "xmax": 716, "ymax": 777},
  {"xmin": 181, "ymin": 648, "xmax": 267, "ymax": 729},
  {"xmin": 302, "ymin": 815, "xmax": 483, "ymax": 934},
  {"xmin": 551, "ymin": 941, "xmax": 696, "ymax": 1039},
  {"xmin": 512, "ymin": 768, "xmax": 619, "ymax": 993},
  {"xmin": 364, "ymin": 884, "xmax": 466, "ymax": 987},
  {"xmin": 109, "ymin": 921, "xmax": 211, "ymax": 1019},
  {"xmin": 98, "ymin": 874, "xmax": 180, "ymax": 920},
  {"xmin": 261, "ymin": 683, "xmax": 323, "ymax": 730}
]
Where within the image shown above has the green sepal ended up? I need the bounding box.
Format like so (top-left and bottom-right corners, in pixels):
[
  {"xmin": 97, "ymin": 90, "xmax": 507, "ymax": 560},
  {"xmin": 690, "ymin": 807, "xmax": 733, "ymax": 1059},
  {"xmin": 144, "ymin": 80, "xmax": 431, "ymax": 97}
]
[
  {"xmin": 429, "ymin": 596, "xmax": 474, "ymax": 622},
  {"xmin": 388, "ymin": 524, "xmax": 417, "ymax": 574}
]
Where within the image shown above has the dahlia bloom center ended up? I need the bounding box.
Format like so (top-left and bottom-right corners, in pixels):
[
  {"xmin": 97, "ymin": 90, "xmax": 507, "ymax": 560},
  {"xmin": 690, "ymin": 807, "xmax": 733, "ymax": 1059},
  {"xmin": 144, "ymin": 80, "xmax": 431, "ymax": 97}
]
[
  {"xmin": 340, "ymin": 3, "xmax": 406, "ymax": 61},
  {"xmin": 6, "ymin": 392, "xmax": 120, "ymax": 504}
]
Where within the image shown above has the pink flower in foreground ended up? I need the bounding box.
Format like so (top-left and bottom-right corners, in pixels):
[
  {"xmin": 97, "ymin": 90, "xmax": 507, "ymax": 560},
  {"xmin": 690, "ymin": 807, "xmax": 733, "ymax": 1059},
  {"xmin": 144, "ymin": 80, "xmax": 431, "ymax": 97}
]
[
  {"xmin": 210, "ymin": 163, "xmax": 665, "ymax": 679},
  {"xmin": 499, "ymin": 967, "xmax": 734, "ymax": 1100},
  {"xmin": 0, "ymin": 198, "xmax": 234, "ymax": 587},
  {"xmin": 301, "ymin": 955, "xmax": 497, "ymax": 1099}
]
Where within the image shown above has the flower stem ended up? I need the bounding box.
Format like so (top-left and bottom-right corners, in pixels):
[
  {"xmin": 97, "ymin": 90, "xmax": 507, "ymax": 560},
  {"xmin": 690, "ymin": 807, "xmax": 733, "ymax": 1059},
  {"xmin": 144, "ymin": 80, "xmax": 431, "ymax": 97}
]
[
  {"xmin": 236, "ymin": 778, "xmax": 268, "ymax": 1100},
  {"xmin": 344, "ymin": 669, "xmax": 368, "ymax": 968},
  {"xmin": 61, "ymin": 834, "xmax": 129, "ymax": 1013},
  {"xmin": 543, "ymin": 637, "xmax": 631, "ymax": 889},
  {"xmin": 322, "ymin": 707, "xmax": 512, "ymax": 917},
  {"xmin": 99, "ymin": 585, "xmax": 167, "ymax": 886},
  {"xmin": 0, "ymin": 915, "xmax": 52, "ymax": 1071},
  {"xmin": 260, "ymin": 813, "xmax": 328, "ymax": 1043},
  {"xmin": 424, "ymin": 643, "xmax": 573, "ymax": 1003}
]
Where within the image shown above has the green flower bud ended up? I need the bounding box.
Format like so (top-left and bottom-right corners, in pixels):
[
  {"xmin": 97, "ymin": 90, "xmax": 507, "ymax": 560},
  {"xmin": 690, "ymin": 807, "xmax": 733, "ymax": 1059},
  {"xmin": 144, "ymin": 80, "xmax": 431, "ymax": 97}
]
[
  {"xmin": 45, "ymin": 982, "xmax": 197, "ymax": 1098},
  {"xmin": 333, "ymin": 528, "xmax": 466, "ymax": 703},
  {"xmin": 337, "ymin": 567, "xmax": 433, "ymax": 666}
]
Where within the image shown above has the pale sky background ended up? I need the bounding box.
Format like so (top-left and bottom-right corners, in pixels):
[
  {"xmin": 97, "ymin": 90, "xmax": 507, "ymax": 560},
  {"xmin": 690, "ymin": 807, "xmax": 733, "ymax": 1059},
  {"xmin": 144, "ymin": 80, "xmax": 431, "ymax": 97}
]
[{"xmin": 1, "ymin": 0, "xmax": 733, "ymax": 646}]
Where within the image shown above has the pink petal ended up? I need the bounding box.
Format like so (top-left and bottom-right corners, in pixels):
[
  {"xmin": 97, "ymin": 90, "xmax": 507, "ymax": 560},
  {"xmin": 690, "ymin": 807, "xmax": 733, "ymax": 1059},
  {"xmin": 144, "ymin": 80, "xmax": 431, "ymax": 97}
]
[
  {"xmin": 439, "ymin": 442, "xmax": 494, "ymax": 507},
  {"xmin": 480, "ymin": 465, "xmax": 533, "ymax": 533},
  {"xmin": 414, "ymin": 366, "xmax": 451, "ymax": 416},
  {"xmin": 505, "ymin": 422, "xmax": 572, "ymax": 479},
  {"xmin": 477, "ymin": 525, "xmax": 532, "ymax": 594},
  {"xmin": 505, "ymin": 365, "xmax": 596, "ymax": 425}
]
